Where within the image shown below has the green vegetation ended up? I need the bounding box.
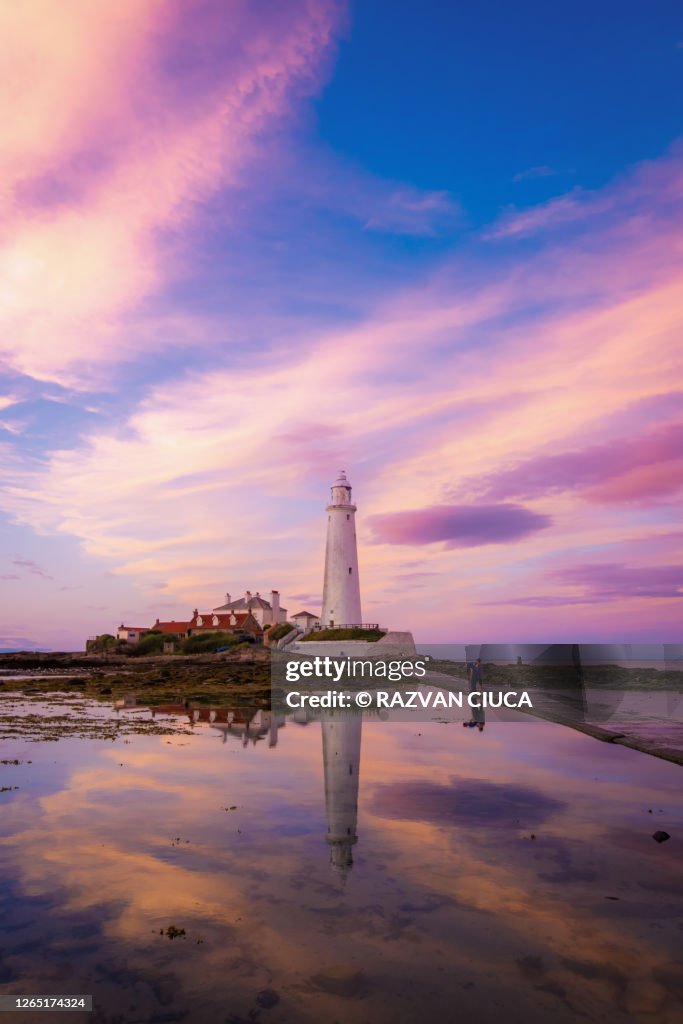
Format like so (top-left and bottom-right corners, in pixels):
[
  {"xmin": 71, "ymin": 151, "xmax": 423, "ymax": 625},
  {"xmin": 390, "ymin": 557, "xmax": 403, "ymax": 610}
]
[
  {"xmin": 181, "ymin": 631, "xmax": 241, "ymax": 654},
  {"xmin": 128, "ymin": 632, "xmax": 166, "ymax": 657},
  {"xmin": 267, "ymin": 622, "xmax": 295, "ymax": 642},
  {"xmin": 86, "ymin": 633, "xmax": 118, "ymax": 653},
  {"xmin": 299, "ymin": 627, "xmax": 386, "ymax": 642}
]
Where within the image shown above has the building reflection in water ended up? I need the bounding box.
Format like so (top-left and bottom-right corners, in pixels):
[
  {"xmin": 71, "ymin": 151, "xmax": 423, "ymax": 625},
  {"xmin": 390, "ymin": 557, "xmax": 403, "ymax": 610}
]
[
  {"xmin": 209, "ymin": 709, "xmax": 282, "ymax": 747},
  {"xmin": 122, "ymin": 699, "xmax": 364, "ymax": 874}
]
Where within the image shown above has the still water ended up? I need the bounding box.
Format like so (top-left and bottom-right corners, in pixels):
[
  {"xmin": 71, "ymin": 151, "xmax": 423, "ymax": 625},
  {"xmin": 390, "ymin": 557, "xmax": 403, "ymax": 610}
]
[{"xmin": 1, "ymin": 695, "xmax": 682, "ymax": 1024}]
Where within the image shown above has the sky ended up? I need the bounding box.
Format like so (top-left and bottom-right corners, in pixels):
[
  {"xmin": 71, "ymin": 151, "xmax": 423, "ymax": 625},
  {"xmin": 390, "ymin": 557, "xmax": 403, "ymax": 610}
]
[{"xmin": 1, "ymin": 0, "xmax": 682, "ymax": 650}]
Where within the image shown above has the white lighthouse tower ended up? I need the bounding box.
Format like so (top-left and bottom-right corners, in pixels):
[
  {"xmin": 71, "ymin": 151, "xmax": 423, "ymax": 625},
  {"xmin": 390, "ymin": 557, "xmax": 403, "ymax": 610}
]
[
  {"xmin": 321, "ymin": 470, "xmax": 362, "ymax": 628},
  {"xmin": 321, "ymin": 712, "xmax": 363, "ymax": 873}
]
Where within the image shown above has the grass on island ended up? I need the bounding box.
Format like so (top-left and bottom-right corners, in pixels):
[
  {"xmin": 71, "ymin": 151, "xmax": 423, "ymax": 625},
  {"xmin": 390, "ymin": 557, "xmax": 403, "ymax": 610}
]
[
  {"xmin": 266, "ymin": 623, "xmax": 296, "ymax": 642},
  {"xmin": 299, "ymin": 627, "xmax": 386, "ymax": 642}
]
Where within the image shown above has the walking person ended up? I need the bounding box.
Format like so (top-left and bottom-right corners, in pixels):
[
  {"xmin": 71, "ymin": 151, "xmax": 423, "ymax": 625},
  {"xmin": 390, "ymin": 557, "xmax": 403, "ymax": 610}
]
[
  {"xmin": 463, "ymin": 658, "xmax": 486, "ymax": 730},
  {"xmin": 467, "ymin": 658, "xmax": 483, "ymax": 692}
]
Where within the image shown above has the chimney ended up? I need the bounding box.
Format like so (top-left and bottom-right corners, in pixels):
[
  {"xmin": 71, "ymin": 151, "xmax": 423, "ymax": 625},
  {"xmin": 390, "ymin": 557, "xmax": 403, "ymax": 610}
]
[
  {"xmin": 245, "ymin": 590, "xmax": 252, "ymax": 602},
  {"xmin": 271, "ymin": 590, "xmax": 280, "ymax": 621},
  {"xmin": 225, "ymin": 592, "xmax": 231, "ymax": 604}
]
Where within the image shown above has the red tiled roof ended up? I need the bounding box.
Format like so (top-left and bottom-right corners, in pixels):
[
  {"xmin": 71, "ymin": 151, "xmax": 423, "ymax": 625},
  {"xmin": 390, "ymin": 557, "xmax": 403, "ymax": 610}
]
[
  {"xmin": 188, "ymin": 611, "xmax": 259, "ymax": 631},
  {"xmin": 153, "ymin": 620, "xmax": 191, "ymax": 634}
]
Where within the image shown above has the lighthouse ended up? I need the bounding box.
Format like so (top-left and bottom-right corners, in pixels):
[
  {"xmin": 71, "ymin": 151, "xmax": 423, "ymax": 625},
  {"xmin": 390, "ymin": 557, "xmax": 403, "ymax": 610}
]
[{"xmin": 321, "ymin": 470, "xmax": 362, "ymax": 628}]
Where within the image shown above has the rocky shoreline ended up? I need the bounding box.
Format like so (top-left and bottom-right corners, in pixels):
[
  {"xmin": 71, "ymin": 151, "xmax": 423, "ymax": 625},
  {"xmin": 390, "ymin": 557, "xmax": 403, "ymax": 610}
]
[
  {"xmin": 0, "ymin": 649, "xmax": 273, "ymax": 706},
  {"xmin": 2, "ymin": 653, "xmax": 682, "ymax": 766}
]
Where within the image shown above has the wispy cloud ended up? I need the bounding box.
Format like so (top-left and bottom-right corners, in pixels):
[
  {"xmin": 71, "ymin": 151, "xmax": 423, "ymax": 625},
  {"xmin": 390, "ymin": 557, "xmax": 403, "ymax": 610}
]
[
  {"xmin": 489, "ymin": 143, "xmax": 683, "ymax": 239},
  {"xmin": 487, "ymin": 187, "xmax": 609, "ymax": 238},
  {"xmin": 12, "ymin": 558, "xmax": 54, "ymax": 580},
  {"xmin": 512, "ymin": 165, "xmax": 572, "ymax": 182},
  {"xmin": 1, "ymin": 0, "xmax": 344, "ymax": 387}
]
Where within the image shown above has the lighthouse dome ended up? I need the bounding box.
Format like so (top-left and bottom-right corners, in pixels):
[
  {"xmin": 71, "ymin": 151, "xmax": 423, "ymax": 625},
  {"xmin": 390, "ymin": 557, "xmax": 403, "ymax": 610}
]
[{"xmin": 333, "ymin": 470, "xmax": 350, "ymax": 487}]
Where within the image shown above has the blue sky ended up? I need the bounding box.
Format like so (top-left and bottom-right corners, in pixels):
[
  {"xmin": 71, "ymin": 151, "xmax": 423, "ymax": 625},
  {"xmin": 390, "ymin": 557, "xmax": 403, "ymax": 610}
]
[{"xmin": 318, "ymin": 1, "xmax": 683, "ymax": 217}]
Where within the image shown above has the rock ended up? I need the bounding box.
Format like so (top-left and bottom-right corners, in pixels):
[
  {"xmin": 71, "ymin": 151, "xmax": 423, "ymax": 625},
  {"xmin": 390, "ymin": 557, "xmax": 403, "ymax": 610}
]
[
  {"xmin": 515, "ymin": 955, "xmax": 546, "ymax": 979},
  {"xmin": 255, "ymin": 989, "xmax": 280, "ymax": 1009},
  {"xmin": 652, "ymin": 831, "xmax": 670, "ymax": 843},
  {"xmin": 310, "ymin": 966, "xmax": 365, "ymax": 998}
]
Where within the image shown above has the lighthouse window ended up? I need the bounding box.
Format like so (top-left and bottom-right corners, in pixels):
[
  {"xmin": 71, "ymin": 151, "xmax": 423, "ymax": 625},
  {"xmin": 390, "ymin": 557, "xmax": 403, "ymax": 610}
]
[
  {"xmin": 346, "ymin": 514, "xmax": 350, "ymax": 520},
  {"xmin": 349, "ymin": 764, "xmax": 353, "ymax": 775},
  {"xmin": 348, "ymin": 567, "xmax": 352, "ymax": 574}
]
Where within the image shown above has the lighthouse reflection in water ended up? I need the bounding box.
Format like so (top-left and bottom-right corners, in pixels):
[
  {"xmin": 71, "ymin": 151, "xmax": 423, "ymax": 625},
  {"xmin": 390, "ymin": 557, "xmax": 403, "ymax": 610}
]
[
  {"xmin": 321, "ymin": 712, "xmax": 362, "ymax": 872},
  {"xmin": 211, "ymin": 706, "xmax": 363, "ymax": 874}
]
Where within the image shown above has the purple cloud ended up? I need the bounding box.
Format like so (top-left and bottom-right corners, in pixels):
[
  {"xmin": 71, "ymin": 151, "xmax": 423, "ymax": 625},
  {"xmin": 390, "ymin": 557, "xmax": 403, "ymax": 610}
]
[
  {"xmin": 481, "ymin": 563, "xmax": 683, "ymax": 607},
  {"xmin": 12, "ymin": 557, "xmax": 53, "ymax": 579},
  {"xmin": 0, "ymin": 635, "xmax": 47, "ymax": 651},
  {"xmin": 471, "ymin": 420, "xmax": 683, "ymax": 503},
  {"xmin": 555, "ymin": 563, "xmax": 683, "ymax": 599},
  {"xmin": 479, "ymin": 595, "xmax": 604, "ymax": 607},
  {"xmin": 369, "ymin": 503, "xmax": 551, "ymax": 547},
  {"xmin": 0, "ymin": 574, "xmax": 21, "ymax": 580},
  {"xmin": 395, "ymin": 571, "xmax": 440, "ymax": 582}
]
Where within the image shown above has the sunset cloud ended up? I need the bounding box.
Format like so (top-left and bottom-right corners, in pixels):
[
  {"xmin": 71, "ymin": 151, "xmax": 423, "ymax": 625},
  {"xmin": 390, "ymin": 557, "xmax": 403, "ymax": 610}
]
[
  {"xmin": 368, "ymin": 504, "xmax": 551, "ymax": 547},
  {"xmin": 470, "ymin": 420, "xmax": 683, "ymax": 505},
  {"xmin": 1, "ymin": 0, "xmax": 344, "ymax": 385},
  {"xmin": 554, "ymin": 563, "xmax": 683, "ymax": 601},
  {"xmin": 1, "ymin": 7, "xmax": 683, "ymax": 645}
]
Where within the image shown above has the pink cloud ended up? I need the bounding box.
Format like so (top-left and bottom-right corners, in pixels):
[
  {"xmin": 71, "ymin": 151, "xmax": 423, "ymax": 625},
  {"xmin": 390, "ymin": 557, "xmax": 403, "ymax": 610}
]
[
  {"xmin": 489, "ymin": 142, "xmax": 683, "ymax": 240},
  {"xmin": 1, "ymin": 0, "xmax": 343, "ymax": 385},
  {"xmin": 585, "ymin": 460, "xmax": 683, "ymax": 504},
  {"xmin": 468, "ymin": 420, "xmax": 683, "ymax": 505},
  {"xmin": 488, "ymin": 187, "xmax": 606, "ymax": 238}
]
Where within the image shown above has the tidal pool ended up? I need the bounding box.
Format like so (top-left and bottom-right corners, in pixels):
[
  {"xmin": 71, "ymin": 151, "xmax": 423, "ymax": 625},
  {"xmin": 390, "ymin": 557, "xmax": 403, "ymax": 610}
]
[{"xmin": 0, "ymin": 694, "xmax": 681, "ymax": 1024}]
